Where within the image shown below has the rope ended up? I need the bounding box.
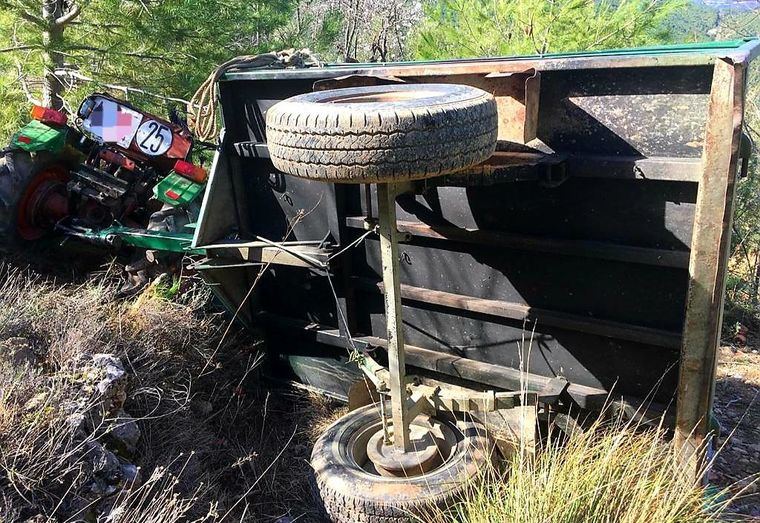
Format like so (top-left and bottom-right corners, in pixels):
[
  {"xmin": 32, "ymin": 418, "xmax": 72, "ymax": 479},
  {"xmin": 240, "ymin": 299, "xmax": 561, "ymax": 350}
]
[{"xmin": 188, "ymin": 48, "xmax": 321, "ymax": 142}]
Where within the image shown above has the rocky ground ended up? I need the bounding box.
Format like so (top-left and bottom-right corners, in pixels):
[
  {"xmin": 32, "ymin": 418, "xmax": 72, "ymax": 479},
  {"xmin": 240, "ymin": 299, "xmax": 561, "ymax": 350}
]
[
  {"xmin": 1, "ymin": 262, "xmax": 758, "ymax": 521},
  {"xmin": 0, "ymin": 263, "xmax": 347, "ymax": 522},
  {"xmin": 712, "ymin": 346, "xmax": 760, "ymax": 518}
]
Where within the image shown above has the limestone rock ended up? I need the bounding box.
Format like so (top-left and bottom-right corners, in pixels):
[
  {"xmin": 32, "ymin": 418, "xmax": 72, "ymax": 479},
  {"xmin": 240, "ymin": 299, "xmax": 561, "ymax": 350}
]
[{"xmin": 87, "ymin": 354, "xmax": 127, "ymax": 413}]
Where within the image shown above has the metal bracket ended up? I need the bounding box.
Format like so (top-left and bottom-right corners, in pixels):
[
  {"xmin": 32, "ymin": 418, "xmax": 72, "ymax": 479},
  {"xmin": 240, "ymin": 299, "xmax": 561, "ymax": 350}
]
[
  {"xmin": 356, "ymin": 348, "xmax": 538, "ymax": 416},
  {"xmin": 538, "ymin": 162, "xmax": 568, "ymax": 188}
]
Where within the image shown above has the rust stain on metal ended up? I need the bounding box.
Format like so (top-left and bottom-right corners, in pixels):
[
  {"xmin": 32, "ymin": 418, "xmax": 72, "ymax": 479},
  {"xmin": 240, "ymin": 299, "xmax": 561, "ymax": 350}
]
[{"xmin": 675, "ymin": 56, "xmax": 746, "ymax": 477}]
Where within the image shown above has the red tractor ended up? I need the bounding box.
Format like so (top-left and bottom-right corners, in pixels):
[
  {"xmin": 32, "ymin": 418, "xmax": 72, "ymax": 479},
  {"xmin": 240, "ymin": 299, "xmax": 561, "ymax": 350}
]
[{"xmin": 0, "ymin": 95, "xmax": 209, "ymax": 292}]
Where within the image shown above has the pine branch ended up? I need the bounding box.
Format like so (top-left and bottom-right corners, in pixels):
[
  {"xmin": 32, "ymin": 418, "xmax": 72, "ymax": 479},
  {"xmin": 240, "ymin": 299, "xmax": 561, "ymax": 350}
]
[
  {"xmin": 0, "ymin": 0, "xmax": 47, "ymax": 26},
  {"xmin": 0, "ymin": 44, "xmax": 38, "ymax": 53},
  {"xmin": 54, "ymin": 68, "xmax": 191, "ymax": 105},
  {"xmin": 63, "ymin": 45, "xmax": 178, "ymax": 62}
]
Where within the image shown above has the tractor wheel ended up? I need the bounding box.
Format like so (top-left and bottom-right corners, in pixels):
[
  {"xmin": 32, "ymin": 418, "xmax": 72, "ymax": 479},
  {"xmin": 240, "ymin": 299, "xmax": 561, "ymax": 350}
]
[
  {"xmin": 266, "ymin": 83, "xmax": 498, "ymax": 184},
  {"xmin": 311, "ymin": 404, "xmax": 493, "ymax": 523},
  {"xmin": 0, "ymin": 151, "xmax": 70, "ymax": 251}
]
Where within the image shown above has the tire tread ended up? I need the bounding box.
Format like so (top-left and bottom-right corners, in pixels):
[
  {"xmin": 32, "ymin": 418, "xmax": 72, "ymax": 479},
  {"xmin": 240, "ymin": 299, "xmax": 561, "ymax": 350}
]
[{"xmin": 265, "ymin": 85, "xmax": 498, "ymax": 183}]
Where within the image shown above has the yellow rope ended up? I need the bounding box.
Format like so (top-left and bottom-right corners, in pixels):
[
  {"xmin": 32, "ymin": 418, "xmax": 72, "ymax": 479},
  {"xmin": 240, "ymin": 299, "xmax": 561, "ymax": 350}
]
[{"xmin": 188, "ymin": 49, "xmax": 321, "ymax": 142}]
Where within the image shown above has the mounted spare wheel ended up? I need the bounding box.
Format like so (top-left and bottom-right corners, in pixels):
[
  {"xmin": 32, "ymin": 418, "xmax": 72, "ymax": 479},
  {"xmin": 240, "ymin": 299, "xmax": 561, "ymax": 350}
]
[
  {"xmin": 266, "ymin": 83, "xmax": 498, "ymax": 183},
  {"xmin": 312, "ymin": 405, "xmax": 493, "ymax": 523},
  {"xmin": 0, "ymin": 152, "xmax": 70, "ymax": 250},
  {"xmin": 270, "ymin": 84, "xmax": 499, "ymax": 521}
]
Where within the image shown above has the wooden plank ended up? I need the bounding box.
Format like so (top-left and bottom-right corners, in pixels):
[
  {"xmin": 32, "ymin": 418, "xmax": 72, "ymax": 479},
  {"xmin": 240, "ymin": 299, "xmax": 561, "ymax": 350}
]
[
  {"xmin": 256, "ymin": 311, "xmax": 681, "ymax": 426},
  {"xmin": 346, "ymin": 217, "xmax": 690, "ymax": 269},
  {"xmin": 674, "ymin": 58, "xmax": 745, "ymax": 478},
  {"xmin": 376, "ymin": 339, "xmax": 609, "ymax": 410},
  {"xmin": 356, "ymin": 278, "xmax": 683, "ymax": 349},
  {"xmin": 255, "ymin": 311, "xmax": 610, "ymax": 409}
]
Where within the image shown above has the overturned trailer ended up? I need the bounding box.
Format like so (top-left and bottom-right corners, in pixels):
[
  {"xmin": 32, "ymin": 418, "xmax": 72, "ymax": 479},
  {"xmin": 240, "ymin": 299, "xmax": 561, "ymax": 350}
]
[{"xmin": 191, "ymin": 39, "xmax": 759, "ymax": 519}]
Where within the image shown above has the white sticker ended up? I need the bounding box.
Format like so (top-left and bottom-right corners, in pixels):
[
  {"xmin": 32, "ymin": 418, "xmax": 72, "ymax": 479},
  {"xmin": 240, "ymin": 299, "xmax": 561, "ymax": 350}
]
[
  {"xmin": 81, "ymin": 98, "xmax": 142, "ymax": 147},
  {"xmin": 135, "ymin": 120, "xmax": 173, "ymax": 156}
]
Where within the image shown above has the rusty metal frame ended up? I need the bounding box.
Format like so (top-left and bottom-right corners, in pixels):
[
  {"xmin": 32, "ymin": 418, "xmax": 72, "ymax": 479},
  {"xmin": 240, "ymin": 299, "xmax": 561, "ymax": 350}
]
[
  {"xmin": 377, "ymin": 182, "xmax": 412, "ymax": 451},
  {"xmin": 222, "ymin": 40, "xmax": 760, "ymax": 84},
  {"xmin": 674, "ymin": 56, "xmax": 747, "ymax": 477},
  {"xmin": 195, "ymin": 40, "xmax": 760, "ymax": 483}
]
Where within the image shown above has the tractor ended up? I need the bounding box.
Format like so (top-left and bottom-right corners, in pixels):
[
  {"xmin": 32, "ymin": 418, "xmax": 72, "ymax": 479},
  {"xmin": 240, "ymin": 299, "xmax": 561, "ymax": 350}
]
[{"xmin": 0, "ymin": 95, "xmax": 208, "ymax": 293}]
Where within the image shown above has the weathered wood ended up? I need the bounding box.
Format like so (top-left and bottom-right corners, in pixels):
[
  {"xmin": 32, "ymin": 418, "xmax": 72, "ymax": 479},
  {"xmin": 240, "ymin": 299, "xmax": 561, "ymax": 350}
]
[
  {"xmin": 384, "ymin": 340, "xmax": 609, "ymax": 407},
  {"xmin": 355, "ymin": 277, "xmax": 682, "ymax": 348},
  {"xmin": 346, "ymin": 217, "xmax": 690, "ymax": 269},
  {"xmin": 675, "ymin": 57, "xmax": 745, "ymax": 478},
  {"xmin": 256, "ymin": 311, "xmax": 611, "ymax": 409}
]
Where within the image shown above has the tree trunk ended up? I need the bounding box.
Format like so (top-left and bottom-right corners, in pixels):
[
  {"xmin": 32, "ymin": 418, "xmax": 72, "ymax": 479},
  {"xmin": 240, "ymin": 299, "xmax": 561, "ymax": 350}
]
[{"xmin": 41, "ymin": 1, "xmax": 65, "ymax": 110}]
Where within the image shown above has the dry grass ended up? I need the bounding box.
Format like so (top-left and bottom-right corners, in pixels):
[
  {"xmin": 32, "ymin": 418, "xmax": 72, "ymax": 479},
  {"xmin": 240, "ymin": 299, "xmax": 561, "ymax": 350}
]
[
  {"xmin": 3, "ymin": 261, "xmax": 757, "ymax": 523},
  {"xmin": 433, "ymin": 410, "xmax": 756, "ymax": 523},
  {"xmin": 0, "ymin": 262, "xmax": 339, "ymax": 522}
]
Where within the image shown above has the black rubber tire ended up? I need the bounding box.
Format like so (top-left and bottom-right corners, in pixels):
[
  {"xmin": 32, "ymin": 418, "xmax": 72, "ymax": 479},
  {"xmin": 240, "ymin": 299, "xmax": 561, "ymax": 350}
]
[
  {"xmin": 0, "ymin": 151, "xmax": 62, "ymax": 251},
  {"xmin": 266, "ymin": 84, "xmax": 498, "ymax": 184},
  {"xmin": 311, "ymin": 405, "xmax": 493, "ymax": 523}
]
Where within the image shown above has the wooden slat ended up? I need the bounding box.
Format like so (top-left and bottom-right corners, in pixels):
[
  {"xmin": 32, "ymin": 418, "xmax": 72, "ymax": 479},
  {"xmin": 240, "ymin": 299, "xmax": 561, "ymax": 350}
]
[
  {"xmin": 355, "ymin": 278, "xmax": 682, "ymax": 349},
  {"xmin": 256, "ymin": 312, "xmax": 610, "ymax": 410},
  {"xmin": 345, "ymin": 217, "xmax": 690, "ymax": 269},
  {"xmin": 363, "ymin": 336, "xmax": 610, "ymax": 410}
]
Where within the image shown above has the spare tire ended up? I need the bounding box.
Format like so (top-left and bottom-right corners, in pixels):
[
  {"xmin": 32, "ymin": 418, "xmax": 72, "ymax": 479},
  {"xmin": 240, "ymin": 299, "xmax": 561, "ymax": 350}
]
[
  {"xmin": 266, "ymin": 83, "xmax": 498, "ymax": 184},
  {"xmin": 311, "ymin": 404, "xmax": 493, "ymax": 523}
]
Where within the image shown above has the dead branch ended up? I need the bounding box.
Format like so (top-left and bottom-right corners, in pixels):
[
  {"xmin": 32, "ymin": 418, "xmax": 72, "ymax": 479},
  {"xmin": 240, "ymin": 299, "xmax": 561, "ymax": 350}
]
[
  {"xmin": 14, "ymin": 60, "xmax": 41, "ymax": 105},
  {"xmin": 54, "ymin": 2, "xmax": 81, "ymax": 27},
  {"xmin": 54, "ymin": 68, "xmax": 192, "ymax": 106},
  {"xmin": 0, "ymin": 44, "xmax": 37, "ymax": 53},
  {"xmin": 63, "ymin": 44, "xmax": 178, "ymax": 62}
]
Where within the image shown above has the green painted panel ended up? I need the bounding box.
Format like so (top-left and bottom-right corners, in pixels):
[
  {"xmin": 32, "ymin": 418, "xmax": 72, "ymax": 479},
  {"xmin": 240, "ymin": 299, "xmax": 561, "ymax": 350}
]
[
  {"xmin": 153, "ymin": 172, "xmax": 205, "ymax": 207},
  {"xmin": 11, "ymin": 120, "xmax": 67, "ymax": 153}
]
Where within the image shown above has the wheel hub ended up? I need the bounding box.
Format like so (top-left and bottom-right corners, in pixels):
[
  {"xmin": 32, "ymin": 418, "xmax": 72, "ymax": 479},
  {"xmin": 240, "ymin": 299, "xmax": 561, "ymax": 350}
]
[
  {"xmin": 365, "ymin": 417, "xmax": 455, "ymax": 478},
  {"xmin": 17, "ymin": 167, "xmax": 70, "ymax": 240}
]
